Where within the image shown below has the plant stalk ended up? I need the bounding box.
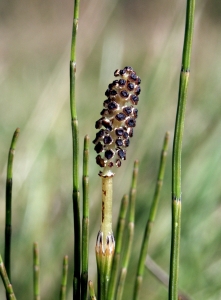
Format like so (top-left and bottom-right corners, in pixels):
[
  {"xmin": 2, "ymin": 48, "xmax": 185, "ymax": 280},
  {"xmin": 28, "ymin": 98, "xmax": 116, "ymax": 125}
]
[
  {"xmin": 96, "ymin": 176, "xmax": 115, "ymax": 300},
  {"xmin": 133, "ymin": 132, "xmax": 169, "ymax": 300},
  {"xmin": 0, "ymin": 254, "xmax": 17, "ymax": 300},
  {"xmin": 88, "ymin": 281, "xmax": 97, "ymax": 300},
  {"xmin": 100, "ymin": 177, "xmax": 113, "ymax": 241},
  {"xmin": 4, "ymin": 128, "xmax": 20, "ymax": 283},
  {"xmin": 70, "ymin": 0, "xmax": 81, "ymax": 297},
  {"xmin": 169, "ymin": 1, "xmax": 195, "ymax": 299},
  {"xmin": 33, "ymin": 243, "xmax": 40, "ymax": 300},
  {"xmin": 107, "ymin": 194, "xmax": 129, "ymax": 300},
  {"xmin": 59, "ymin": 256, "xmax": 68, "ymax": 300},
  {"xmin": 81, "ymin": 135, "xmax": 89, "ymax": 300},
  {"xmin": 116, "ymin": 160, "xmax": 139, "ymax": 300}
]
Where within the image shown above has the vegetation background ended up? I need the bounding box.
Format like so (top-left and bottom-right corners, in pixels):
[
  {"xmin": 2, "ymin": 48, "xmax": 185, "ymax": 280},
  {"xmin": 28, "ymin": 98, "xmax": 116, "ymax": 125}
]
[{"xmin": 1, "ymin": 0, "xmax": 221, "ymax": 299}]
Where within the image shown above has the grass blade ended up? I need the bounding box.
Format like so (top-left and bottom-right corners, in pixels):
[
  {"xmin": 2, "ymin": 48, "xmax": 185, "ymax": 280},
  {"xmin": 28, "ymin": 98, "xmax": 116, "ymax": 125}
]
[
  {"xmin": 116, "ymin": 160, "xmax": 139, "ymax": 300},
  {"xmin": 133, "ymin": 132, "xmax": 169, "ymax": 299},
  {"xmin": 59, "ymin": 256, "xmax": 68, "ymax": 300},
  {"xmin": 169, "ymin": 1, "xmax": 195, "ymax": 299},
  {"xmin": 81, "ymin": 135, "xmax": 90, "ymax": 300},
  {"xmin": 4, "ymin": 128, "xmax": 20, "ymax": 283}
]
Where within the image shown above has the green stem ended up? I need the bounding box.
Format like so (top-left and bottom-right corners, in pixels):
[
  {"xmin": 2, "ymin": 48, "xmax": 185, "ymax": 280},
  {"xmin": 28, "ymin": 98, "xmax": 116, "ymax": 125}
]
[
  {"xmin": 0, "ymin": 254, "xmax": 17, "ymax": 300},
  {"xmin": 33, "ymin": 243, "xmax": 40, "ymax": 300},
  {"xmin": 59, "ymin": 256, "xmax": 68, "ymax": 300},
  {"xmin": 88, "ymin": 281, "xmax": 97, "ymax": 300},
  {"xmin": 70, "ymin": 0, "xmax": 81, "ymax": 298},
  {"xmin": 4, "ymin": 128, "xmax": 20, "ymax": 283},
  {"xmin": 116, "ymin": 161, "xmax": 139, "ymax": 300},
  {"xmin": 169, "ymin": 1, "xmax": 195, "ymax": 300},
  {"xmin": 133, "ymin": 132, "xmax": 169, "ymax": 300},
  {"xmin": 81, "ymin": 135, "xmax": 89, "ymax": 300},
  {"xmin": 96, "ymin": 176, "xmax": 115, "ymax": 300},
  {"xmin": 107, "ymin": 195, "xmax": 129, "ymax": 300}
]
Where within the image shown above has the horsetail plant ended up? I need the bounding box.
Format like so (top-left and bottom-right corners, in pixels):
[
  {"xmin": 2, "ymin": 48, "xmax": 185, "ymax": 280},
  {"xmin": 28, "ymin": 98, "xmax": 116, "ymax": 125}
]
[
  {"xmin": 133, "ymin": 132, "xmax": 169, "ymax": 300},
  {"xmin": 169, "ymin": 1, "xmax": 195, "ymax": 299},
  {"xmin": 0, "ymin": 255, "xmax": 16, "ymax": 300},
  {"xmin": 0, "ymin": 0, "xmax": 198, "ymax": 298},
  {"xmin": 116, "ymin": 160, "xmax": 139, "ymax": 300},
  {"xmin": 33, "ymin": 243, "xmax": 40, "ymax": 300},
  {"xmin": 93, "ymin": 66, "xmax": 141, "ymax": 300},
  {"xmin": 89, "ymin": 280, "xmax": 97, "ymax": 300},
  {"xmin": 81, "ymin": 135, "xmax": 90, "ymax": 300},
  {"xmin": 107, "ymin": 194, "xmax": 129, "ymax": 300},
  {"xmin": 70, "ymin": 0, "xmax": 81, "ymax": 298},
  {"xmin": 4, "ymin": 128, "xmax": 20, "ymax": 283},
  {"xmin": 59, "ymin": 255, "xmax": 68, "ymax": 300}
]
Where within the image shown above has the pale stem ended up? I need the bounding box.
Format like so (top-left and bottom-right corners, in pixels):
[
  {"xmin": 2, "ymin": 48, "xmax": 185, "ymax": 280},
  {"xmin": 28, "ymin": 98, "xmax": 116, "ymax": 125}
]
[{"xmin": 101, "ymin": 177, "xmax": 113, "ymax": 241}]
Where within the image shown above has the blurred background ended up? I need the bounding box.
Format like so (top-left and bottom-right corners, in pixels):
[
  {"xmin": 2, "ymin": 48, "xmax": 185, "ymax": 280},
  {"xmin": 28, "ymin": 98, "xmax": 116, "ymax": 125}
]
[{"xmin": 1, "ymin": 0, "xmax": 221, "ymax": 299}]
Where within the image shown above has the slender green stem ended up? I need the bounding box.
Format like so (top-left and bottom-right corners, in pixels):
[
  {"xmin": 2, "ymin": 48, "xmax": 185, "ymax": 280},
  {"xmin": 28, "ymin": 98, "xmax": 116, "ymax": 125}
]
[
  {"xmin": 4, "ymin": 128, "xmax": 20, "ymax": 282},
  {"xmin": 71, "ymin": 0, "xmax": 80, "ymax": 63},
  {"xmin": 70, "ymin": 0, "xmax": 81, "ymax": 297},
  {"xmin": 116, "ymin": 161, "xmax": 139, "ymax": 300},
  {"xmin": 133, "ymin": 132, "xmax": 169, "ymax": 300},
  {"xmin": 169, "ymin": 1, "xmax": 195, "ymax": 300},
  {"xmin": 33, "ymin": 243, "xmax": 40, "ymax": 300},
  {"xmin": 0, "ymin": 254, "xmax": 17, "ymax": 300},
  {"xmin": 59, "ymin": 256, "xmax": 68, "ymax": 300},
  {"xmin": 81, "ymin": 135, "xmax": 89, "ymax": 300},
  {"xmin": 88, "ymin": 281, "xmax": 97, "ymax": 300},
  {"xmin": 107, "ymin": 194, "xmax": 129, "ymax": 300}
]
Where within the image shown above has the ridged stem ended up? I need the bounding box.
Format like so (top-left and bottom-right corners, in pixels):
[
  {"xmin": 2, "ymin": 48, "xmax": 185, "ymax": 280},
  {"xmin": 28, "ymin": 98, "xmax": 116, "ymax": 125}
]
[
  {"xmin": 4, "ymin": 128, "xmax": 20, "ymax": 283},
  {"xmin": 33, "ymin": 243, "xmax": 40, "ymax": 300},
  {"xmin": 133, "ymin": 132, "xmax": 169, "ymax": 300},
  {"xmin": 96, "ymin": 176, "xmax": 114, "ymax": 300},
  {"xmin": 101, "ymin": 177, "xmax": 113, "ymax": 240},
  {"xmin": 70, "ymin": 0, "xmax": 81, "ymax": 297},
  {"xmin": 169, "ymin": 1, "xmax": 195, "ymax": 300},
  {"xmin": 88, "ymin": 281, "xmax": 97, "ymax": 300},
  {"xmin": 107, "ymin": 194, "xmax": 129, "ymax": 300},
  {"xmin": 81, "ymin": 135, "xmax": 89, "ymax": 300},
  {"xmin": 59, "ymin": 256, "xmax": 68, "ymax": 300},
  {"xmin": 116, "ymin": 160, "xmax": 139, "ymax": 300},
  {"xmin": 0, "ymin": 254, "xmax": 17, "ymax": 300}
]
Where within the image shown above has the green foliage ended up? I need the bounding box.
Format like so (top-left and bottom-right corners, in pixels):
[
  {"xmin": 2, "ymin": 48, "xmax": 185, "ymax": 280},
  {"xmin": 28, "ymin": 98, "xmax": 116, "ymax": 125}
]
[{"xmin": 0, "ymin": 0, "xmax": 221, "ymax": 299}]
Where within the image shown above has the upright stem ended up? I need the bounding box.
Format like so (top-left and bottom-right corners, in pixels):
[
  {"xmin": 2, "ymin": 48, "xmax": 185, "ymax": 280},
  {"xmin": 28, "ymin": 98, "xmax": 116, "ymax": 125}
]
[
  {"xmin": 0, "ymin": 255, "xmax": 17, "ymax": 300},
  {"xmin": 88, "ymin": 281, "xmax": 97, "ymax": 300},
  {"xmin": 116, "ymin": 161, "xmax": 139, "ymax": 300},
  {"xmin": 169, "ymin": 1, "xmax": 195, "ymax": 300},
  {"xmin": 133, "ymin": 132, "xmax": 169, "ymax": 300},
  {"xmin": 107, "ymin": 195, "xmax": 129, "ymax": 300},
  {"xmin": 96, "ymin": 176, "xmax": 115, "ymax": 300},
  {"xmin": 101, "ymin": 177, "xmax": 113, "ymax": 241},
  {"xmin": 59, "ymin": 256, "xmax": 68, "ymax": 300},
  {"xmin": 70, "ymin": 0, "xmax": 81, "ymax": 298},
  {"xmin": 33, "ymin": 243, "xmax": 40, "ymax": 300},
  {"xmin": 4, "ymin": 128, "xmax": 20, "ymax": 283},
  {"xmin": 81, "ymin": 135, "xmax": 90, "ymax": 300}
]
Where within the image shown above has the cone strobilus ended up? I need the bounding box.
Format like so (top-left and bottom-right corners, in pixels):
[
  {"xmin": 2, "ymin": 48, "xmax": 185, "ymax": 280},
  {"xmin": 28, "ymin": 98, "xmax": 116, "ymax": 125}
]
[{"xmin": 93, "ymin": 66, "xmax": 141, "ymax": 299}]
